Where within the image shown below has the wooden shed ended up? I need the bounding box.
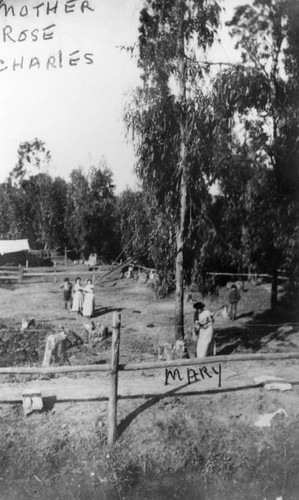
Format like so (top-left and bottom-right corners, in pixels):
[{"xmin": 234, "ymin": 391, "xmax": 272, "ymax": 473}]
[{"xmin": 0, "ymin": 239, "xmax": 30, "ymax": 266}]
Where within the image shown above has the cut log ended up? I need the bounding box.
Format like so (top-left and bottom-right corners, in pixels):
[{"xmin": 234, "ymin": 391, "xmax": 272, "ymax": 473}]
[{"xmin": 42, "ymin": 331, "xmax": 70, "ymax": 367}]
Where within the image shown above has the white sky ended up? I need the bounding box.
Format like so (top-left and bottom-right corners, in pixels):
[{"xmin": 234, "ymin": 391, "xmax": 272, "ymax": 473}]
[{"xmin": 0, "ymin": 0, "xmax": 247, "ymax": 192}]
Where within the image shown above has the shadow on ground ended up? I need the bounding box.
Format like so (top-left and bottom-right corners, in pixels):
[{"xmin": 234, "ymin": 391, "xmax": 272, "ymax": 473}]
[
  {"xmin": 93, "ymin": 306, "xmax": 123, "ymax": 318},
  {"xmin": 215, "ymin": 308, "xmax": 299, "ymax": 355}
]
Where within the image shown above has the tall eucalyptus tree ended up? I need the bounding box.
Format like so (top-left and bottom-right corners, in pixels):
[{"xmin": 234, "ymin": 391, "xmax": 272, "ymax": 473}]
[{"xmin": 125, "ymin": 0, "xmax": 221, "ymax": 339}]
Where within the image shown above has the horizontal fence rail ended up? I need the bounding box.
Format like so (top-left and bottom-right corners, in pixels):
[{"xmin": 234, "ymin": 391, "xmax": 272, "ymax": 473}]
[
  {"xmin": 0, "ymin": 352, "xmax": 299, "ymax": 375},
  {"xmin": 0, "ymin": 265, "xmax": 115, "ymax": 283}
]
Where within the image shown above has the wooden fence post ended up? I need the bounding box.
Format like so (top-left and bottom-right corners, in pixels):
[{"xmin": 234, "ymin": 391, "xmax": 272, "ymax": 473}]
[
  {"xmin": 108, "ymin": 311, "xmax": 121, "ymax": 445},
  {"xmin": 53, "ymin": 262, "xmax": 57, "ymax": 284},
  {"xmin": 18, "ymin": 264, "xmax": 23, "ymax": 284}
]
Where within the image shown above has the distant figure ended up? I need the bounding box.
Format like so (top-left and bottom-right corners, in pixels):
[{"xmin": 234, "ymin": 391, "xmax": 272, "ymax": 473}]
[
  {"xmin": 71, "ymin": 277, "xmax": 84, "ymax": 315},
  {"xmin": 60, "ymin": 277, "xmax": 73, "ymax": 311},
  {"xmin": 121, "ymin": 265, "xmax": 133, "ymax": 278},
  {"xmin": 193, "ymin": 301, "xmax": 215, "ymax": 358},
  {"xmin": 228, "ymin": 284, "xmax": 241, "ymax": 320},
  {"xmin": 83, "ymin": 279, "xmax": 95, "ymax": 318}
]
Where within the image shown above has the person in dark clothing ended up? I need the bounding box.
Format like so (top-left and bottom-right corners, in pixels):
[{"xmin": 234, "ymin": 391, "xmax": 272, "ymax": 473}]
[
  {"xmin": 60, "ymin": 277, "xmax": 73, "ymax": 311},
  {"xmin": 228, "ymin": 284, "xmax": 241, "ymax": 320}
]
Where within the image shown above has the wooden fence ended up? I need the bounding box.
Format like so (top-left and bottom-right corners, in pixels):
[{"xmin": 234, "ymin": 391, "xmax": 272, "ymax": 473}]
[
  {"xmin": 0, "ymin": 312, "xmax": 299, "ymax": 445},
  {"xmin": 0, "ymin": 258, "xmax": 145, "ymax": 285},
  {"xmin": 0, "ymin": 263, "xmax": 115, "ymax": 284},
  {"xmin": 0, "ymin": 265, "xmax": 290, "ymax": 286}
]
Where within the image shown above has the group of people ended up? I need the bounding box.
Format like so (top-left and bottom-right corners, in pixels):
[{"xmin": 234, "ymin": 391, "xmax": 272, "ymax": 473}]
[
  {"xmin": 193, "ymin": 283, "xmax": 241, "ymax": 358},
  {"xmin": 61, "ymin": 277, "xmax": 95, "ymax": 318},
  {"xmin": 60, "ymin": 275, "xmax": 240, "ymax": 356}
]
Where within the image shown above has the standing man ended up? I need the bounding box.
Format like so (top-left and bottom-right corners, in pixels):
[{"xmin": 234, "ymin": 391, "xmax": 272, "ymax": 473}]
[
  {"xmin": 193, "ymin": 302, "xmax": 215, "ymax": 358},
  {"xmin": 228, "ymin": 284, "xmax": 241, "ymax": 320},
  {"xmin": 60, "ymin": 277, "xmax": 73, "ymax": 312}
]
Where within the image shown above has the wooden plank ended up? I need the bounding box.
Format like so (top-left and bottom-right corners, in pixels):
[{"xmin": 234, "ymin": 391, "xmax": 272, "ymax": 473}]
[
  {"xmin": 0, "ymin": 329, "xmax": 50, "ymax": 333},
  {"xmin": 0, "ymin": 276, "xmax": 19, "ymax": 280},
  {"xmin": 0, "ymin": 268, "xmax": 19, "ymax": 272},
  {"xmin": 0, "ymin": 352, "xmax": 298, "ymax": 376},
  {"xmin": 97, "ymin": 258, "xmax": 132, "ymax": 283},
  {"xmin": 118, "ymin": 352, "xmax": 299, "ymax": 371},
  {"xmin": 0, "ymin": 272, "xmax": 18, "ymax": 275},
  {"xmin": 23, "ymin": 270, "xmax": 106, "ymax": 277},
  {"xmin": 19, "ymin": 265, "xmax": 24, "ymax": 284},
  {"xmin": 0, "ymin": 364, "xmax": 110, "ymax": 375},
  {"xmin": 205, "ymin": 272, "xmax": 269, "ymax": 277},
  {"xmin": 205, "ymin": 272, "xmax": 288, "ymax": 280}
]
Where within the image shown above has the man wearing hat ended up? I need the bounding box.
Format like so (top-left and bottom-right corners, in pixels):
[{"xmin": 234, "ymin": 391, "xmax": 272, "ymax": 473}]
[
  {"xmin": 228, "ymin": 283, "xmax": 241, "ymax": 320},
  {"xmin": 193, "ymin": 302, "xmax": 215, "ymax": 358}
]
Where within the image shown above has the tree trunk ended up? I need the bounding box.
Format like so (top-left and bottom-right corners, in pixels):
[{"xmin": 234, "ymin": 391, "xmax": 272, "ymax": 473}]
[
  {"xmin": 175, "ymin": 166, "xmax": 187, "ymax": 340},
  {"xmin": 271, "ymin": 268, "xmax": 278, "ymax": 310},
  {"xmin": 175, "ymin": 0, "xmax": 187, "ymax": 341}
]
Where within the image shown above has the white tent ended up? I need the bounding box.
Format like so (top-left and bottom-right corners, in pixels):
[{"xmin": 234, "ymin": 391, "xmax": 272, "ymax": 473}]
[{"xmin": 0, "ymin": 239, "xmax": 30, "ymax": 256}]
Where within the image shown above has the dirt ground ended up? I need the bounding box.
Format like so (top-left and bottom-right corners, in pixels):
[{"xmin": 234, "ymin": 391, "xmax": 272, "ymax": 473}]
[{"xmin": 0, "ymin": 267, "xmax": 298, "ymax": 500}]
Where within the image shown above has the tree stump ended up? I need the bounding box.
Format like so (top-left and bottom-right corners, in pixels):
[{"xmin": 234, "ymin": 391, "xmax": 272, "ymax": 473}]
[{"xmin": 42, "ymin": 331, "xmax": 70, "ymax": 367}]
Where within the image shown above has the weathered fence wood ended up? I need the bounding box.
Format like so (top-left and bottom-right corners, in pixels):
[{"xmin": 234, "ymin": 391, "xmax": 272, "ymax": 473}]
[
  {"xmin": 205, "ymin": 271, "xmax": 288, "ymax": 280},
  {"xmin": 0, "ymin": 266, "xmax": 19, "ymax": 271},
  {"xmin": 0, "ymin": 267, "xmax": 107, "ymax": 281},
  {"xmin": 97, "ymin": 258, "xmax": 132, "ymax": 283},
  {"xmin": 0, "ymin": 365, "xmax": 110, "ymax": 375},
  {"xmin": 205, "ymin": 272, "xmax": 270, "ymax": 277},
  {"xmin": 0, "ymin": 351, "xmax": 298, "ymax": 376},
  {"xmin": 118, "ymin": 351, "xmax": 299, "ymax": 371},
  {"xmin": 53, "ymin": 263, "xmax": 57, "ymax": 283},
  {"xmin": 108, "ymin": 312, "xmax": 121, "ymax": 445},
  {"xmin": 18, "ymin": 264, "xmax": 24, "ymax": 284},
  {"xmin": 0, "ymin": 276, "xmax": 19, "ymax": 281},
  {"xmin": 24, "ymin": 270, "xmax": 104, "ymax": 277}
]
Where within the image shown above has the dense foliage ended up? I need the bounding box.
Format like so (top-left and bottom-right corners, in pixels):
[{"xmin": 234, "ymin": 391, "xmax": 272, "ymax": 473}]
[
  {"xmin": 211, "ymin": 0, "xmax": 299, "ymax": 305},
  {"xmin": 0, "ymin": 141, "xmax": 120, "ymax": 261},
  {"xmin": 124, "ymin": 0, "xmax": 299, "ymax": 315}
]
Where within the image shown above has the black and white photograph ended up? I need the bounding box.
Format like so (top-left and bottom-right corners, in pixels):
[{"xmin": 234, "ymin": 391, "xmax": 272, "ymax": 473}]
[{"xmin": 0, "ymin": 0, "xmax": 298, "ymax": 498}]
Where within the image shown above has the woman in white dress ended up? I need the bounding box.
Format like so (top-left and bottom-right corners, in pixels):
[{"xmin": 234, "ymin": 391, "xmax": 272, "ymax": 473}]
[
  {"xmin": 193, "ymin": 302, "xmax": 215, "ymax": 358},
  {"xmin": 71, "ymin": 277, "xmax": 84, "ymax": 315},
  {"xmin": 83, "ymin": 279, "xmax": 95, "ymax": 318}
]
